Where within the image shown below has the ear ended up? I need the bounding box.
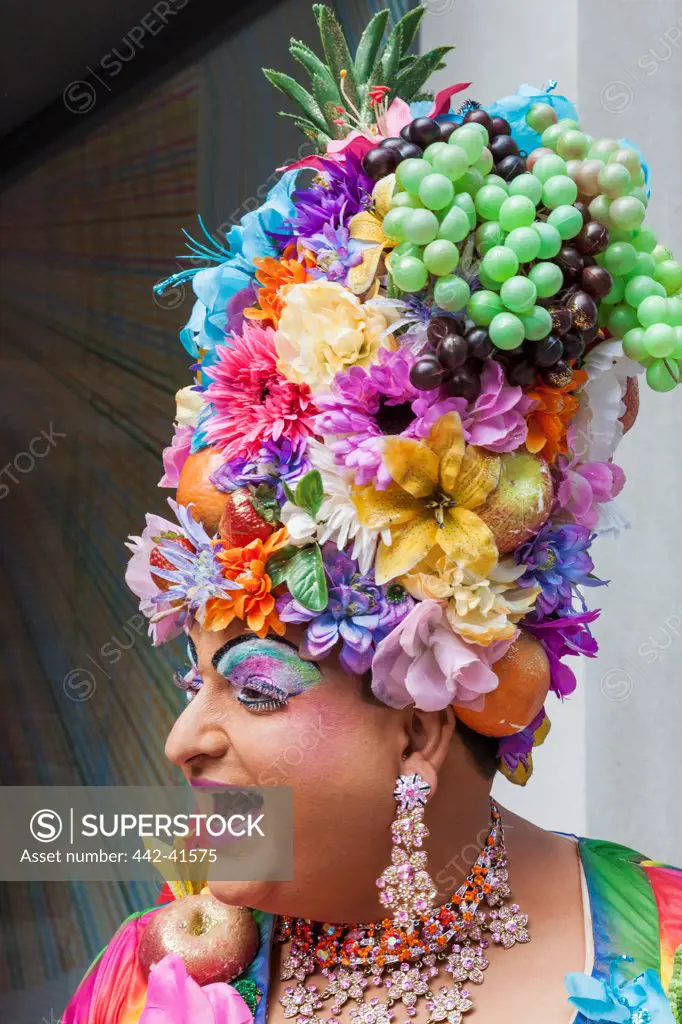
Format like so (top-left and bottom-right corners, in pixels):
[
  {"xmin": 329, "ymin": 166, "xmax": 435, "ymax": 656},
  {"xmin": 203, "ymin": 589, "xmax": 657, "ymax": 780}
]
[{"xmin": 401, "ymin": 705, "xmax": 456, "ymax": 799}]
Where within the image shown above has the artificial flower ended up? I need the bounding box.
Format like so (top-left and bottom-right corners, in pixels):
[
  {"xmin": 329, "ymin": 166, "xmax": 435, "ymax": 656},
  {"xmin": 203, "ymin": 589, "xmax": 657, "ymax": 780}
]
[
  {"xmin": 485, "ymin": 84, "xmax": 579, "ymax": 158},
  {"xmin": 204, "ymin": 321, "xmax": 317, "ymax": 461},
  {"xmin": 516, "ymin": 522, "xmax": 605, "ymax": 617},
  {"xmin": 352, "ymin": 412, "xmax": 500, "ymax": 585},
  {"xmin": 554, "ymin": 445, "xmax": 626, "ymax": 530},
  {"xmin": 159, "ymin": 423, "xmax": 194, "ymax": 488},
  {"xmin": 211, "ymin": 438, "xmax": 310, "ymax": 502},
  {"xmin": 565, "ymin": 955, "xmax": 675, "ymax": 1023},
  {"xmin": 346, "ymin": 175, "xmax": 397, "ymax": 294},
  {"xmin": 458, "ymin": 360, "xmax": 535, "ymax": 453},
  {"xmin": 277, "ymin": 546, "xmax": 414, "ymax": 675},
  {"xmin": 277, "ymin": 152, "xmax": 373, "ymax": 241},
  {"xmin": 175, "ymin": 385, "xmax": 206, "ymax": 427},
  {"xmin": 525, "ymin": 367, "xmax": 588, "ymax": 465},
  {"xmin": 303, "ymin": 211, "xmax": 374, "ymax": 285},
  {"xmin": 125, "ymin": 511, "xmax": 188, "ymax": 645},
  {"xmin": 243, "ymin": 253, "xmax": 309, "ymax": 327},
  {"xmin": 571, "ymin": 340, "xmax": 644, "ymax": 463},
  {"xmin": 274, "ymin": 280, "xmax": 393, "ymax": 393},
  {"xmin": 139, "ymin": 953, "xmax": 253, "ymax": 1024},
  {"xmin": 446, "ymin": 560, "xmax": 540, "ymax": 645},
  {"xmin": 205, "ymin": 528, "xmax": 289, "ymax": 637},
  {"xmin": 146, "ymin": 500, "xmax": 241, "ymax": 628},
  {"xmin": 498, "ymin": 709, "xmax": 551, "ymax": 786},
  {"xmin": 370, "ymin": 599, "xmax": 513, "ymax": 711},
  {"xmin": 524, "ymin": 608, "xmax": 600, "ymax": 698}
]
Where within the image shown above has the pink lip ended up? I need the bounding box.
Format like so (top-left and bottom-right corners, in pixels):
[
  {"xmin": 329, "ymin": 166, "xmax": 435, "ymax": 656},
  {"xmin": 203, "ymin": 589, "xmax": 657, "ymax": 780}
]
[{"xmin": 190, "ymin": 779, "xmax": 238, "ymax": 788}]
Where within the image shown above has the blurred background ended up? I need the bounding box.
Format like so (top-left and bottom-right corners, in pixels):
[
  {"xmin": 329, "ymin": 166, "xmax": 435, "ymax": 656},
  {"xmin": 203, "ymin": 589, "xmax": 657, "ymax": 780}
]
[{"xmin": 1, "ymin": 1, "xmax": 680, "ymax": 1020}]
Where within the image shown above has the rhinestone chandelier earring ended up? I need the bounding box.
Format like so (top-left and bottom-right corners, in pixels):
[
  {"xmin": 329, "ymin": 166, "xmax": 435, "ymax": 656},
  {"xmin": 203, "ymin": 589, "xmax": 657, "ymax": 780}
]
[{"xmin": 376, "ymin": 773, "xmax": 438, "ymax": 926}]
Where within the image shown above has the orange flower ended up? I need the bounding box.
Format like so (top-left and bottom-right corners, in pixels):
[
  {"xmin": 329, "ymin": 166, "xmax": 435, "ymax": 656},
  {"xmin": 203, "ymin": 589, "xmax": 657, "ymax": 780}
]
[
  {"xmin": 524, "ymin": 368, "xmax": 588, "ymax": 465},
  {"xmin": 244, "ymin": 249, "xmax": 310, "ymax": 327},
  {"xmin": 203, "ymin": 528, "xmax": 289, "ymax": 637}
]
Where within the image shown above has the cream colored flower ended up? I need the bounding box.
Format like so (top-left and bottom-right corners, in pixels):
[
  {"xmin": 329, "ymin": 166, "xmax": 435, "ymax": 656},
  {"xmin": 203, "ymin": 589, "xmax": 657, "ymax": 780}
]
[
  {"xmin": 446, "ymin": 559, "xmax": 540, "ymax": 646},
  {"xmin": 274, "ymin": 280, "xmax": 392, "ymax": 393},
  {"xmin": 175, "ymin": 385, "xmax": 205, "ymax": 427}
]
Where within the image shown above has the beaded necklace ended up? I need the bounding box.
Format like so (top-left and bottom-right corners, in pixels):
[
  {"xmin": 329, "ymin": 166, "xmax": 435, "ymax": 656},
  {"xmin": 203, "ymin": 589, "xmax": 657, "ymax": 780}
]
[{"xmin": 274, "ymin": 800, "xmax": 529, "ymax": 1024}]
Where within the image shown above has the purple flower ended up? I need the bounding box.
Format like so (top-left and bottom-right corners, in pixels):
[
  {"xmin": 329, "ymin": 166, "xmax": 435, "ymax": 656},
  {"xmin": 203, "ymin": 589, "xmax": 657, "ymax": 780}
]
[
  {"xmin": 462, "ymin": 361, "xmax": 534, "ymax": 453},
  {"xmin": 516, "ymin": 521, "xmax": 605, "ymax": 616},
  {"xmin": 303, "ymin": 213, "xmax": 371, "ymax": 284},
  {"xmin": 497, "ymin": 710, "xmax": 548, "ymax": 782},
  {"xmin": 554, "ymin": 451, "xmax": 626, "ymax": 530},
  {"xmin": 524, "ymin": 608, "xmax": 600, "ymax": 697},
  {"xmin": 211, "ymin": 438, "xmax": 310, "ymax": 502},
  {"xmin": 277, "ymin": 153, "xmax": 373, "ymax": 244},
  {"xmin": 276, "ymin": 545, "xmax": 414, "ymax": 676},
  {"xmin": 315, "ymin": 348, "xmax": 461, "ymax": 488}
]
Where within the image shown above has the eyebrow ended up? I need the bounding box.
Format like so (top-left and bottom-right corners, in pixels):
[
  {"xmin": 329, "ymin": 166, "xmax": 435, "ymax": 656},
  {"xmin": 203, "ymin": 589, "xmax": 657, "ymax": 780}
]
[{"xmin": 210, "ymin": 633, "xmax": 300, "ymax": 671}]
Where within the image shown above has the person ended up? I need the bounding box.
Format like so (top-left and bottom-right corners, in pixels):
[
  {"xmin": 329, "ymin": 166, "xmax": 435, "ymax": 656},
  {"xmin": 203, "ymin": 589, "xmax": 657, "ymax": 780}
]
[{"xmin": 63, "ymin": 5, "xmax": 682, "ymax": 1022}]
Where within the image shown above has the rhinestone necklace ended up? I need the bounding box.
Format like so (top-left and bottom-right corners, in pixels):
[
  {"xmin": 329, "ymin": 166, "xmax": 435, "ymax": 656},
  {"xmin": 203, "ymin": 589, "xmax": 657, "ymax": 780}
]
[{"xmin": 275, "ymin": 799, "xmax": 529, "ymax": 1024}]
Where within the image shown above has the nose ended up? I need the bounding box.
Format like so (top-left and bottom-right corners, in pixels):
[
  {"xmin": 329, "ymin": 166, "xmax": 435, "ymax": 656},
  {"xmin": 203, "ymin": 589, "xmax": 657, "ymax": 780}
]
[{"xmin": 165, "ymin": 687, "xmax": 229, "ymax": 772}]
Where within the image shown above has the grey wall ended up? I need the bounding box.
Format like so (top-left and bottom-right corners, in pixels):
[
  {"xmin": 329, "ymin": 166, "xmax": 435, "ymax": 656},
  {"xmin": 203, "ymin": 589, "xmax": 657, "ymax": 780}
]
[{"xmin": 423, "ymin": 0, "xmax": 682, "ymax": 863}]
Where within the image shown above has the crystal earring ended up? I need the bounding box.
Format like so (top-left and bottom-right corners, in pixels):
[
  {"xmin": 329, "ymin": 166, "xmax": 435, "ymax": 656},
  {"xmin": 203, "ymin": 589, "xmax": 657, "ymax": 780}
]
[{"xmin": 376, "ymin": 773, "xmax": 437, "ymax": 927}]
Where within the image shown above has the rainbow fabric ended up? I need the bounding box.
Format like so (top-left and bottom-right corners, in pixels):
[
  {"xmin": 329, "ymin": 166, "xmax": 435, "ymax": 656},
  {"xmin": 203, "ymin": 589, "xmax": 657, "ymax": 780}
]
[{"xmin": 62, "ymin": 838, "xmax": 682, "ymax": 1023}]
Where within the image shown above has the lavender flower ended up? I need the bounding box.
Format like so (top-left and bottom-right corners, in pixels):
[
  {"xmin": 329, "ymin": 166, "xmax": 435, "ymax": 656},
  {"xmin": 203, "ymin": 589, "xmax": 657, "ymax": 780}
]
[
  {"xmin": 211, "ymin": 438, "xmax": 310, "ymax": 502},
  {"xmin": 276, "ymin": 545, "xmax": 414, "ymax": 675},
  {"xmin": 303, "ymin": 212, "xmax": 371, "ymax": 284},
  {"xmin": 277, "ymin": 152, "xmax": 373, "ymax": 244}
]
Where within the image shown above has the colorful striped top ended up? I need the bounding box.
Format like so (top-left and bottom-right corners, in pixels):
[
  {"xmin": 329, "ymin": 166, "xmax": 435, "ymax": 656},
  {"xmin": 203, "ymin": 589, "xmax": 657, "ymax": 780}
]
[{"xmin": 62, "ymin": 837, "xmax": 682, "ymax": 1023}]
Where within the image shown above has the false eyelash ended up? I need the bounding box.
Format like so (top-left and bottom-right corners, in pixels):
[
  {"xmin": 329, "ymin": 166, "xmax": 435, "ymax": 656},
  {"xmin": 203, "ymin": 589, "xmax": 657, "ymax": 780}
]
[
  {"xmin": 236, "ymin": 693, "xmax": 289, "ymax": 713},
  {"xmin": 187, "ymin": 635, "xmax": 198, "ymax": 666}
]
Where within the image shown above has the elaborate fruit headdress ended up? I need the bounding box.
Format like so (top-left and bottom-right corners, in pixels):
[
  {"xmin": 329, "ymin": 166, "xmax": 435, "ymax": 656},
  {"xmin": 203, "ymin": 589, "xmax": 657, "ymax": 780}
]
[{"xmin": 127, "ymin": 4, "xmax": 680, "ymax": 785}]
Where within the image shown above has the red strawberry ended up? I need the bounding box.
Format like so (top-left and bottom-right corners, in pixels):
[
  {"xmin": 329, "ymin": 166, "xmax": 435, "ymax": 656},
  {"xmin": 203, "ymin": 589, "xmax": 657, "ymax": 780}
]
[
  {"xmin": 219, "ymin": 487, "xmax": 277, "ymax": 548},
  {"xmin": 149, "ymin": 534, "xmax": 194, "ymax": 591}
]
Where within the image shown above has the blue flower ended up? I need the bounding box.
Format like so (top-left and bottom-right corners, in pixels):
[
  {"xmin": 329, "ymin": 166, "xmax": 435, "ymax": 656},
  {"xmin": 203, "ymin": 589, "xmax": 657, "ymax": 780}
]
[
  {"xmin": 484, "ymin": 83, "xmax": 579, "ymax": 154},
  {"xmin": 210, "ymin": 438, "xmax": 311, "ymax": 502},
  {"xmin": 566, "ymin": 956, "xmax": 675, "ymax": 1023},
  {"xmin": 516, "ymin": 521, "xmax": 605, "ymax": 616}
]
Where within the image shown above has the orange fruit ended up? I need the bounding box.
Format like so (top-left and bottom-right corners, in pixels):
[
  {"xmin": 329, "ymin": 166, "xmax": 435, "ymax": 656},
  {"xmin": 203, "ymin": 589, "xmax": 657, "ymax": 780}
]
[
  {"xmin": 455, "ymin": 630, "xmax": 550, "ymax": 737},
  {"xmin": 176, "ymin": 448, "xmax": 230, "ymax": 535}
]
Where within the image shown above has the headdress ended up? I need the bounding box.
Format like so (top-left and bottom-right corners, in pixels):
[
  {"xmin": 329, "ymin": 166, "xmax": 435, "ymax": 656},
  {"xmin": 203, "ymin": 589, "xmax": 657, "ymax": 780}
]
[{"xmin": 127, "ymin": 4, "xmax": 681, "ymax": 785}]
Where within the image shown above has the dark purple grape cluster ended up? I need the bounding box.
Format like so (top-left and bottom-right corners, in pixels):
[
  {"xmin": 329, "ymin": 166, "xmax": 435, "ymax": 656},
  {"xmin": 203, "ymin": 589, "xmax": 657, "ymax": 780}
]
[
  {"xmin": 461, "ymin": 108, "xmax": 526, "ymax": 181},
  {"xmin": 409, "ymin": 317, "xmax": 495, "ymax": 400},
  {"xmin": 362, "ymin": 116, "xmax": 452, "ymax": 182}
]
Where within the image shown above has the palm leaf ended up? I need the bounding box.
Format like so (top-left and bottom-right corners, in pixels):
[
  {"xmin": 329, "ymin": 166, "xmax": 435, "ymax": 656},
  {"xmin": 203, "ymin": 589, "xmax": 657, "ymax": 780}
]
[{"xmin": 354, "ymin": 9, "xmax": 390, "ymax": 84}]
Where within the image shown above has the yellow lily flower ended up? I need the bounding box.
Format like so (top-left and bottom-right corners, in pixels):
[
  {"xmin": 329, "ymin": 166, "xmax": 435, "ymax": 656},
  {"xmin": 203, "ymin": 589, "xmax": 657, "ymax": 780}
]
[
  {"xmin": 347, "ymin": 174, "xmax": 396, "ymax": 295},
  {"xmin": 352, "ymin": 412, "xmax": 501, "ymax": 585}
]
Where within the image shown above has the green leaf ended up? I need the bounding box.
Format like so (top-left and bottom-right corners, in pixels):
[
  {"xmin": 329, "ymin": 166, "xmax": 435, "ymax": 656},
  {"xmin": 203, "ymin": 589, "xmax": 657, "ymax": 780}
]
[
  {"xmin": 250, "ymin": 484, "xmax": 281, "ymax": 525},
  {"xmin": 313, "ymin": 4, "xmax": 361, "ymax": 111},
  {"xmin": 381, "ymin": 24, "xmax": 402, "ymax": 86},
  {"xmin": 394, "ymin": 47, "xmax": 454, "ymax": 101},
  {"xmin": 312, "ymin": 75, "xmax": 346, "ymax": 139},
  {"xmin": 289, "ymin": 39, "xmax": 338, "ymax": 96},
  {"xmin": 265, "ymin": 545, "xmax": 299, "ymax": 586},
  {"xmin": 262, "ymin": 69, "xmax": 329, "ymax": 133},
  {"xmin": 354, "ymin": 9, "xmax": 390, "ymax": 84},
  {"xmin": 277, "ymin": 112, "xmax": 332, "ymax": 150},
  {"xmin": 294, "ymin": 470, "xmax": 324, "ymax": 518},
  {"xmin": 394, "ymin": 6, "xmax": 426, "ymax": 55},
  {"xmin": 287, "ymin": 545, "xmax": 328, "ymax": 612},
  {"xmin": 282, "ymin": 480, "xmax": 297, "ymax": 505}
]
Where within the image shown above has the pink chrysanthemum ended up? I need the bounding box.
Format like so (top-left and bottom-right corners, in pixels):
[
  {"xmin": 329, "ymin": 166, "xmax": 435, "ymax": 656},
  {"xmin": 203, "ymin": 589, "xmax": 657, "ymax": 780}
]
[{"xmin": 204, "ymin": 321, "xmax": 317, "ymax": 460}]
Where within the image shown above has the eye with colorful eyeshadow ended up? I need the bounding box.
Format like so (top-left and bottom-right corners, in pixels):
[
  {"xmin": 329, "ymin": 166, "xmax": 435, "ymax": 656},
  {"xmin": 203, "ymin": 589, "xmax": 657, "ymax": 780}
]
[{"xmin": 212, "ymin": 636, "xmax": 322, "ymax": 714}]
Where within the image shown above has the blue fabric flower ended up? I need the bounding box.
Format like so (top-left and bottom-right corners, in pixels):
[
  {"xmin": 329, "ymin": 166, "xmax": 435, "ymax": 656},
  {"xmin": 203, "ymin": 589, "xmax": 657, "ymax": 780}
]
[
  {"xmin": 485, "ymin": 83, "xmax": 579, "ymax": 154},
  {"xmin": 566, "ymin": 957, "xmax": 675, "ymax": 1023},
  {"xmin": 176, "ymin": 171, "xmax": 298, "ymax": 357},
  {"xmin": 516, "ymin": 521, "xmax": 605, "ymax": 616}
]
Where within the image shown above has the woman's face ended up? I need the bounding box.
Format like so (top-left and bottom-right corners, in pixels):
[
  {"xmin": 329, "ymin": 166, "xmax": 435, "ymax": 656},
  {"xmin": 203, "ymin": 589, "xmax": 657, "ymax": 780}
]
[{"xmin": 165, "ymin": 621, "xmax": 408, "ymax": 921}]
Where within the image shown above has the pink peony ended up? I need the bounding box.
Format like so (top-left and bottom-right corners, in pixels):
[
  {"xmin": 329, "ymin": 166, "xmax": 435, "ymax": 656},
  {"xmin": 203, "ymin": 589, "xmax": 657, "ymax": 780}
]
[
  {"xmin": 461, "ymin": 360, "xmax": 534, "ymax": 453},
  {"xmin": 371, "ymin": 600, "xmax": 514, "ymax": 712},
  {"xmin": 159, "ymin": 424, "xmax": 194, "ymax": 488},
  {"xmin": 203, "ymin": 321, "xmax": 317, "ymax": 461},
  {"xmin": 140, "ymin": 954, "xmax": 253, "ymax": 1024},
  {"xmin": 555, "ymin": 455, "xmax": 626, "ymax": 530}
]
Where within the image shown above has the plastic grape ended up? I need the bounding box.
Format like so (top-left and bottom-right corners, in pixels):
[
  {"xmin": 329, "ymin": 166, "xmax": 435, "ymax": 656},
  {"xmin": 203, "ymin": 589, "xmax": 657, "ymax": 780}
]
[
  {"xmin": 643, "ymin": 324, "xmax": 675, "ymax": 358},
  {"xmin": 392, "ymin": 242, "xmax": 423, "ymax": 261},
  {"xmin": 533, "ymin": 221, "xmax": 562, "ymax": 259},
  {"xmin": 419, "ymin": 173, "xmax": 455, "ymax": 210},
  {"xmin": 484, "ymin": 175, "xmax": 509, "ymax": 191},
  {"xmin": 638, "ymin": 295, "xmax": 670, "ymax": 328},
  {"xmin": 438, "ymin": 206, "xmax": 471, "ymax": 244},
  {"xmin": 489, "ymin": 312, "xmax": 525, "ymax": 350},
  {"xmin": 608, "ymin": 304, "xmax": 639, "ymax": 337},
  {"xmin": 520, "ymin": 305, "xmax": 553, "ymax": 341},
  {"xmin": 397, "ymin": 158, "xmax": 432, "ymax": 193},
  {"xmin": 509, "ymin": 173, "xmax": 543, "ymax": 204},
  {"xmin": 652, "ymin": 244, "xmax": 673, "ymax": 264},
  {"xmin": 404, "ymin": 209, "xmax": 440, "ymax": 246},
  {"xmin": 478, "ymin": 264, "xmax": 502, "ymax": 291},
  {"xmin": 609, "ymin": 147, "xmax": 641, "ymax": 176},
  {"xmin": 528, "ymin": 261, "xmax": 563, "ymax": 297},
  {"xmin": 423, "ymin": 142, "xmax": 451, "ymax": 165},
  {"xmin": 547, "ymin": 205, "xmax": 584, "ymax": 239},
  {"xmin": 473, "ymin": 149, "xmax": 494, "ymax": 176},
  {"xmin": 604, "ymin": 242, "xmax": 638, "ymax": 276},
  {"xmin": 589, "ymin": 195, "xmax": 612, "ymax": 226},
  {"xmin": 668, "ymin": 301, "xmax": 682, "ymax": 328},
  {"xmin": 589, "ymin": 138, "xmax": 619, "ymax": 161},
  {"xmin": 500, "ymin": 276, "xmax": 537, "ymax": 313},
  {"xmin": 532, "ymin": 153, "xmax": 567, "ymax": 183},
  {"xmin": 647, "ymin": 359, "xmax": 679, "ymax": 392},
  {"xmin": 433, "ymin": 275, "xmax": 470, "ymax": 311},
  {"xmin": 468, "ymin": 289, "xmax": 505, "ymax": 326},
  {"xmin": 452, "ymin": 192, "xmax": 477, "ymax": 229},
  {"xmin": 423, "ymin": 239, "xmax": 459, "ymax": 276},
  {"xmin": 542, "ymin": 175, "xmax": 579, "ymax": 209},
  {"xmin": 432, "ymin": 145, "xmax": 469, "ymax": 181},
  {"xmin": 540, "ymin": 124, "xmax": 565, "ymax": 150},
  {"xmin": 526, "ymin": 102, "xmax": 557, "ymax": 133},
  {"xmin": 624, "ymin": 275, "xmax": 666, "ymax": 308},
  {"xmin": 506, "ymin": 226, "xmax": 542, "ymax": 263},
  {"xmin": 382, "ymin": 208, "xmax": 411, "ymax": 242},
  {"xmin": 391, "ymin": 255, "xmax": 428, "ymax": 292},
  {"xmin": 460, "ymin": 122, "xmax": 489, "ymax": 143},
  {"xmin": 481, "ymin": 245, "xmax": 520, "ymax": 282},
  {"xmin": 475, "ymin": 221, "xmax": 505, "ymax": 255},
  {"xmin": 557, "ymin": 130, "xmax": 589, "ymax": 160},
  {"xmin": 557, "ymin": 118, "xmax": 580, "ymax": 130},
  {"xmin": 391, "ymin": 192, "xmax": 424, "ymax": 209},
  {"xmin": 609, "ymin": 196, "xmax": 646, "ymax": 230},
  {"xmin": 475, "ymin": 185, "xmax": 508, "ymax": 220},
  {"xmin": 622, "ymin": 328, "xmax": 648, "ymax": 362},
  {"xmin": 499, "ymin": 196, "xmax": 536, "ymax": 231},
  {"xmin": 603, "ymin": 276, "xmax": 625, "ymax": 304},
  {"xmin": 450, "ymin": 128, "xmax": 484, "ymax": 163},
  {"xmin": 630, "ymin": 187, "xmax": 649, "ymax": 208},
  {"xmin": 673, "ymin": 326, "xmax": 682, "ymax": 356},
  {"xmin": 654, "ymin": 260, "xmax": 682, "ymax": 295},
  {"xmin": 597, "ymin": 163, "xmax": 632, "ymax": 198},
  {"xmin": 456, "ymin": 170, "xmax": 485, "ymax": 197},
  {"xmin": 624, "ymin": 253, "xmax": 656, "ymax": 280}
]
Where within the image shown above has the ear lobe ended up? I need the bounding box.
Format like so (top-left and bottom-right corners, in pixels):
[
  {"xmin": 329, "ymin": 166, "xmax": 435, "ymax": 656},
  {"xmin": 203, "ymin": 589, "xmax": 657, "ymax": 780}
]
[{"xmin": 401, "ymin": 705, "xmax": 456, "ymax": 799}]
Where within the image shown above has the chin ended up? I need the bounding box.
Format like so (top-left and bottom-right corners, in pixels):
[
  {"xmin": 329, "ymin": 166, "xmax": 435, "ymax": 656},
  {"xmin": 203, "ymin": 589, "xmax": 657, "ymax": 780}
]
[{"xmin": 207, "ymin": 878, "xmax": 280, "ymax": 911}]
